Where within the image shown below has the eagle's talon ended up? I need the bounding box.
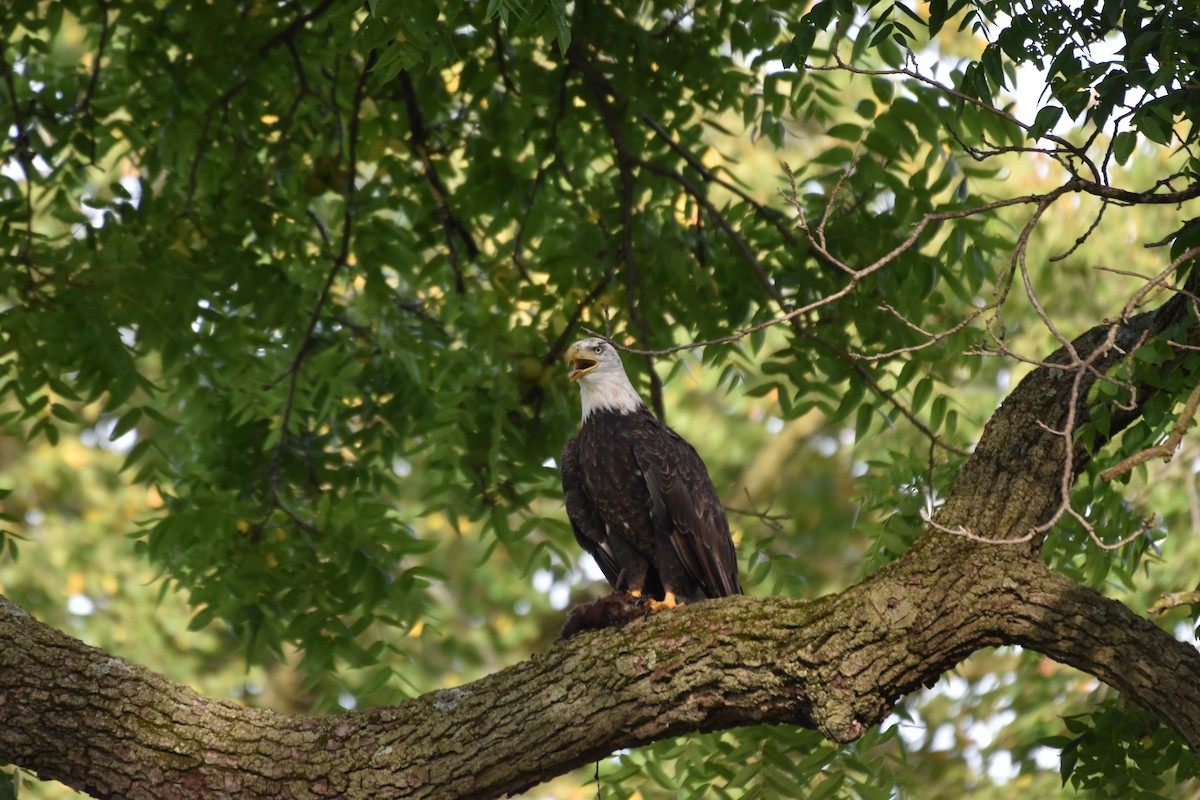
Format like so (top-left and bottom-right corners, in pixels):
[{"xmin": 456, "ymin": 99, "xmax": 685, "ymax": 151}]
[{"xmin": 646, "ymin": 592, "xmax": 683, "ymax": 613}]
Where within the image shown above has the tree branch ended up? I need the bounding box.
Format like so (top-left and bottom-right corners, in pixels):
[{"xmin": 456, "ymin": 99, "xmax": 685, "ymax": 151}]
[
  {"xmin": 397, "ymin": 71, "xmax": 479, "ymax": 295},
  {"xmin": 571, "ymin": 44, "xmax": 666, "ymax": 420},
  {"xmin": 257, "ymin": 0, "xmax": 338, "ymax": 56},
  {"xmin": 65, "ymin": 0, "xmax": 109, "ymax": 165},
  {"xmin": 1099, "ymin": 383, "xmax": 1200, "ymax": 481},
  {"xmin": 0, "ymin": 37, "xmax": 37, "ymax": 286},
  {"xmin": 264, "ymin": 49, "xmax": 377, "ymax": 530},
  {"xmin": 4, "ymin": 544, "xmax": 1199, "ymax": 800},
  {"xmin": 636, "ymin": 111, "xmax": 797, "ymax": 246}
]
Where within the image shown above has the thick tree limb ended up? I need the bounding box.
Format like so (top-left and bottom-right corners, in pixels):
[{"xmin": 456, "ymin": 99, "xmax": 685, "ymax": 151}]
[{"xmin": 4, "ymin": 547, "xmax": 1200, "ymax": 799}]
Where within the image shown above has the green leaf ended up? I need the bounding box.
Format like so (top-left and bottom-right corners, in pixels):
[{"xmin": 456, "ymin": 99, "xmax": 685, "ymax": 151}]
[
  {"xmin": 928, "ymin": 0, "xmax": 949, "ymax": 35},
  {"xmin": 1060, "ymin": 742, "xmax": 1079, "ymax": 785},
  {"xmin": 809, "ymin": 773, "xmax": 845, "ymax": 800},
  {"xmin": 549, "ymin": 0, "xmax": 571, "ymax": 54},
  {"xmin": 109, "ymin": 407, "xmax": 143, "ymax": 441},
  {"xmin": 790, "ymin": 26, "xmax": 817, "ymax": 64},
  {"xmin": 830, "ymin": 381, "xmax": 866, "ymax": 425},
  {"xmin": 871, "ymin": 76, "xmax": 895, "ymax": 104},
  {"xmin": 855, "ymin": 402, "xmax": 874, "ymax": 441},
  {"xmin": 1112, "ymin": 130, "xmax": 1137, "ymax": 165},
  {"xmin": 1029, "ymin": 105, "xmax": 1063, "ymax": 140},
  {"xmin": 827, "ymin": 123, "xmax": 863, "ymax": 141},
  {"xmin": 929, "ymin": 395, "xmax": 947, "ymax": 432},
  {"xmin": 911, "ymin": 377, "xmax": 933, "ymax": 415},
  {"xmin": 49, "ymin": 403, "xmax": 79, "ymax": 423},
  {"xmin": 187, "ymin": 605, "xmax": 217, "ymax": 632}
]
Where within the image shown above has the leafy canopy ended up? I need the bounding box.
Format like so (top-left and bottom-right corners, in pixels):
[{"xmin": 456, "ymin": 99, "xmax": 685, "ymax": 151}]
[{"xmin": 3, "ymin": 0, "xmax": 1200, "ymax": 796}]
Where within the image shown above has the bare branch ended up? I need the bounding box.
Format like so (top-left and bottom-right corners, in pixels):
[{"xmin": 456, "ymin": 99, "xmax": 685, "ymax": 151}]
[
  {"xmin": 724, "ymin": 489, "xmax": 791, "ymax": 532},
  {"xmin": 1149, "ymin": 591, "xmax": 1200, "ymax": 615},
  {"xmin": 65, "ymin": 0, "xmax": 110, "ymax": 157}
]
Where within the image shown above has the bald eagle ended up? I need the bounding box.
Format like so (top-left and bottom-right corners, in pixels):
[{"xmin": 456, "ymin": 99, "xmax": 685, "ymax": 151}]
[{"xmin": 560, "ymin": 338, "xmax": 742, "ymax": 607}]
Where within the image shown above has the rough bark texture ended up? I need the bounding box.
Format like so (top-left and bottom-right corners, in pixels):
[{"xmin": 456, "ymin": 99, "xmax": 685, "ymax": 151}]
[
  {"xmin": 4, "ymin": 552, "xmax": 1200, "ymax": 799},
  {"xmin": 4, "ymin": 298, "xmax": 1200, "ymax": 798}
]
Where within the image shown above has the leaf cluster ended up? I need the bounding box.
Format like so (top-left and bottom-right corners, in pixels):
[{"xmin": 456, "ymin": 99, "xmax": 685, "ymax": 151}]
[{"xmin": 5, "ymin": 0, "xmax": 1200, "ymax": 797}]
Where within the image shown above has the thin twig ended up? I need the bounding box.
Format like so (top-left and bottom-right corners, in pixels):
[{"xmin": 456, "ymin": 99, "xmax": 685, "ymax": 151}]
[
  {"xmin": 572, "ymin": 46, "xmax": 666, "ymax": 420},
  {"xmin": 66, "ymin": 0, "xmax": 109, "ymax": 165},
  {"xmin": 183, "ymin": 79, "xmax": 249, "ymax": 210},
  {"xmin": 1100, "ymin": 384, "xmax": 1200, "ymax": 481},
  {"xmin": 1050, "ymin": 198, "xmax": 1108, "ymax": 263},
  {"xmin": 265, "ymin": 50, "xmax": 377, "ymax": 521},
  {"xmin": 725, "ymin": 489, "xmax": 790, "ymax": 532},
  {"xmin": 637, "ymin": 111, "xmax": 797, "ymax": 246},
  {"xmin": 398, "ymin": 71, "xmax": 479, "ymax": 294},
  {"xmin": 258, "ymin": 0, "xmax": 338, "ymax": 56},
  {"xmin": 493, "ymin": 19, "xmax": 518, "ymax": 95},
  {"xmin": 0, "ymin": 38, "xmax": 36, "ymax": 286},
  {"xmin": 549, "ymin": 260, "xmax": 619, "ymax": 364},
  {"xmin": 513, "ymin": 65, "xmax": 573, "ymax": 279}
]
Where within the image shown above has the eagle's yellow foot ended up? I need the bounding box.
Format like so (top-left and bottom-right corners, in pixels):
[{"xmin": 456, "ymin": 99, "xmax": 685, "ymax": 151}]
[
  {"xmin": 623, "ymin": 589, "xmax": 650, "ymax": 608},
  {"xmin": 646, "ymin": 591, "xmax": 683, "ymax": 612}
]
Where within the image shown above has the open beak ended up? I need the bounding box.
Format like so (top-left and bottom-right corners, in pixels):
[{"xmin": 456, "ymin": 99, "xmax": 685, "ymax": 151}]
[{"xmin": 565, "ymin": 344, "xmax": 598, "ymax": 382}]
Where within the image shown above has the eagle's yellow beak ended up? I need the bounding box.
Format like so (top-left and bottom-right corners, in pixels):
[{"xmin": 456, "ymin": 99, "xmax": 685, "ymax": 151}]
[{"xmin": 565, "ymin": 343, "xmax": 599, "ymax": 383}]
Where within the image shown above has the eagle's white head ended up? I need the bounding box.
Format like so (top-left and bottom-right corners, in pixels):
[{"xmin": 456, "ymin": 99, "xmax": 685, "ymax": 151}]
[{"xmin": 566, "ymin": 338, "xmax": 644, "ymax": 421}]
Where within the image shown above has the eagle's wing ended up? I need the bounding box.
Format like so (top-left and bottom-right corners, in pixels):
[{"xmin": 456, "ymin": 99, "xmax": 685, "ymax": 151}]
[
  {"xmin": 633, "ymin": 421, "xmax": 742, "ymax": 597},
  {"xmin": 560, "ymin": 437, "xmax": 622, "ymax": 587}
]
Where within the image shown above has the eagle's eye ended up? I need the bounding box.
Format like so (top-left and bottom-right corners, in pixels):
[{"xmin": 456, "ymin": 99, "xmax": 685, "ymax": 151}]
[{"xmin": 592, "ymin": 345, "xmax": 603, "ymax": 354}]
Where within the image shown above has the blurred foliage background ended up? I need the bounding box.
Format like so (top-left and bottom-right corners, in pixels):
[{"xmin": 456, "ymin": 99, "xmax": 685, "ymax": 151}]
[{"xmin": 3, "ymin": 0, "xmax": 1200, "ymax": 797}]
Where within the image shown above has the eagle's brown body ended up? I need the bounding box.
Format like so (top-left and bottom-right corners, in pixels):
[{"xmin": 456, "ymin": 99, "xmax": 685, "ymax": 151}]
[{"xmin": 560, "ymin": 339, "xmax": 741, "ymax": 602}]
